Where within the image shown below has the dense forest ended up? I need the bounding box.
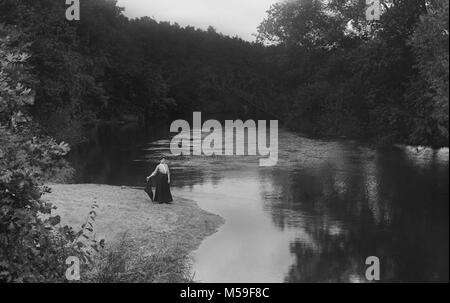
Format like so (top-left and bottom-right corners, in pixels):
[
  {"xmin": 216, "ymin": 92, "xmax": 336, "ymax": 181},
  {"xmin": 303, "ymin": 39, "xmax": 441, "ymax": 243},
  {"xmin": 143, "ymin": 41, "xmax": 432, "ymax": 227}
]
[
  {"xmin": 259, "ymin": 0, "xmax": 448, "ymax": 147},
  {"xmin": 0, "ymin": 0, "xmax": 448, "ymax": 147},
  {"xmin": 0, "ymin": 0, "xmax": 279, "ymax": 144},
  {"xmin": 0, "ymin": 0, "xmax": 448, "ymax": 282}
]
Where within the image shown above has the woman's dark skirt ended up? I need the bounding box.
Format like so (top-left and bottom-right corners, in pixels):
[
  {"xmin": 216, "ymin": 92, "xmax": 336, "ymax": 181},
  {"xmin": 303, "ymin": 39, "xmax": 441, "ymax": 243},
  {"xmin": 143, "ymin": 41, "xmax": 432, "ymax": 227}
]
[{"xmin": 153, "ymin": 172, "xmax": 173, "ymax": 204}]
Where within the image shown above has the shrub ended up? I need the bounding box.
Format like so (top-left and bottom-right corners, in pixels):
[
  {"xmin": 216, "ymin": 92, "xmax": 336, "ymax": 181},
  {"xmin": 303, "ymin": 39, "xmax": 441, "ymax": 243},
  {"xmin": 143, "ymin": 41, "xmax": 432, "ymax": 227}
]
[{"xmin": 0, "ymin": 25, "xmax": 84, "ymax": 282}]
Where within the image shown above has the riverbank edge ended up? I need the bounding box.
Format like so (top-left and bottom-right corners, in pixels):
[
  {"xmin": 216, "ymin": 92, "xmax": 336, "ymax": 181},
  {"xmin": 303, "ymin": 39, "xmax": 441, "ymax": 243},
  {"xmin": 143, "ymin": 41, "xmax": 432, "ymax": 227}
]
[{"xmin": 43, "ymin": 183, "xmax": 225, "ymax": 282}]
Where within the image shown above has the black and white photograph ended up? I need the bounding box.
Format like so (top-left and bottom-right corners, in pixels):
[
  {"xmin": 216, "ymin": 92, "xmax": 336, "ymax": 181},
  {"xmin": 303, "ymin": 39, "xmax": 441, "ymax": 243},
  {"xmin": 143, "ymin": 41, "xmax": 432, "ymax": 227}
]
[{"xmin": 0, "ymin": 0, "xmax": 448, "ymax": 288}]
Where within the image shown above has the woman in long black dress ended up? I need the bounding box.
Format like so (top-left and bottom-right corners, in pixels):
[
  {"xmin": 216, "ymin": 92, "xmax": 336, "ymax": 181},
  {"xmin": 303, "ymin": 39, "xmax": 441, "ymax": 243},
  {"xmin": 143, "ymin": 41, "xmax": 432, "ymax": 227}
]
[{"xmin": 147, "ymin": 158, "xmax": 173, "ymax": 204}]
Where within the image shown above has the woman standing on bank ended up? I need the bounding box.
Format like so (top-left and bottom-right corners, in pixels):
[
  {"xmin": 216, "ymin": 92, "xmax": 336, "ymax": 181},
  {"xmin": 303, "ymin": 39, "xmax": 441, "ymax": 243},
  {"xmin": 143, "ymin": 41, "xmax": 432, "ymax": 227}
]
[{"xmin": 147, "ymin": 157, "xmax": 173, "ymax": 204}]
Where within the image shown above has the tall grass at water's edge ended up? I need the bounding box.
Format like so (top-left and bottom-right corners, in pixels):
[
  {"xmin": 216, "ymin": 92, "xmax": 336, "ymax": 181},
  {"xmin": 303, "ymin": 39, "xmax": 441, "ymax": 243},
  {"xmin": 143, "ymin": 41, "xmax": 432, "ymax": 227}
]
[
  {"xmin": 63, "ymin": 197, "xmax": 194, "ymax": 283},
  {"xmin": 84, "ymin": 233, "xmax": 195, "ymax": 283}
]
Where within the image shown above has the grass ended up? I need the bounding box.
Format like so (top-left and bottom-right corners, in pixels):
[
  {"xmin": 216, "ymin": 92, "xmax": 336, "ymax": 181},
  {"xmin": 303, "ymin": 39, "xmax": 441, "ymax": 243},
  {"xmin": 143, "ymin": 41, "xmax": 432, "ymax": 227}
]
[
  {"xmin": 85, "ymin": 233, "xmax": 193, "ymax": 283},
  {"xmin": 43, "ymin": 184, "xmax": 224, "ymax": 283}
]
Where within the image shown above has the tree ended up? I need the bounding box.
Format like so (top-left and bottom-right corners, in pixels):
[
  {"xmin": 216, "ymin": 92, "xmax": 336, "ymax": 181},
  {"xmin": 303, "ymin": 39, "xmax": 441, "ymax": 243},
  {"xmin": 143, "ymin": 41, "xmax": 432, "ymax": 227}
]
[
  {"xmin": 410, "ymin": 0, "xmax": 449, "ymax": 141},
  {"xmin": 0, "ymin": 25, "xmax": 82, "ymax": 282},
  {"xmin": 257, "ymin": 0, "xmax": 448, "ymax": 146}
]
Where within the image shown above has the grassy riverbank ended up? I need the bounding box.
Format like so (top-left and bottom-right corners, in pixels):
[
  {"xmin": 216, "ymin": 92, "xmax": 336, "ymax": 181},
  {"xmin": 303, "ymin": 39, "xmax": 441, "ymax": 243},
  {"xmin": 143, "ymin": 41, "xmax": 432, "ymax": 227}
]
[{"xmin": 43, "ymin": 184, "xmax": 224, "ymax": 282}]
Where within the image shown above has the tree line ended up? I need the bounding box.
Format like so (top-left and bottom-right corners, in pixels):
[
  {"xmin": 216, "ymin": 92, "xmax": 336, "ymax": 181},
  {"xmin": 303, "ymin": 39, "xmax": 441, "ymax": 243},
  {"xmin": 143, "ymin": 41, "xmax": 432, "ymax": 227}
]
[
  {"xmin": 257, "ymin": 0, "xmax": 448, "ymax": 147},
  {"xmin": 0, "ymin": 0, "xmax": 448, "ymax": 147}
]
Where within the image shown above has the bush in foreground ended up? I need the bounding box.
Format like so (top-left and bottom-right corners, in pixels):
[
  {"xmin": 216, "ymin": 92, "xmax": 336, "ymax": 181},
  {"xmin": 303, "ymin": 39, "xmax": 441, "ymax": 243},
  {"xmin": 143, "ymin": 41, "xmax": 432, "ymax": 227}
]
[{"xmin": 0, "ymin": 25, "xmax": 83, "ymax": 282}]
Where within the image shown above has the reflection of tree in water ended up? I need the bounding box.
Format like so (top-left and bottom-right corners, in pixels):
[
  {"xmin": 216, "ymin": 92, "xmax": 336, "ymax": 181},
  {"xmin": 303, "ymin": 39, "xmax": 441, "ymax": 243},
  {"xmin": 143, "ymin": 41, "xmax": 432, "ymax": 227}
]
[
  {"xmin": 259, "ymin": 145, "xmax": 448, "ymax": 282},
  {"xmin": 69, "ymin": 125, "xmax": 448, "ymax": 282},
  {"xmin": 69, "ymin": 122, "xmax": 173, "ymax": 186},
  {"xmin": 69, "ymin": 122, "xmax": 225, "ymax": 189}
]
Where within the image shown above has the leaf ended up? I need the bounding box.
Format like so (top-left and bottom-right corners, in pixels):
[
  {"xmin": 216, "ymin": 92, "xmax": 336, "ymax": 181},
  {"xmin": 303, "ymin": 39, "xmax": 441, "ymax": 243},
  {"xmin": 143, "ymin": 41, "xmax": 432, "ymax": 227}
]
[{"xmin": 48, "ymin": 215, "xmax": 61, "ymax": 226}]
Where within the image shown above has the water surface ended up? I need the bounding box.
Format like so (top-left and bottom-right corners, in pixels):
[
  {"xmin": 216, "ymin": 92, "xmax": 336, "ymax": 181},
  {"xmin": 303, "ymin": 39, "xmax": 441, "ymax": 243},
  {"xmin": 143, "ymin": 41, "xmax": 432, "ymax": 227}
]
[{"xmin": 69, "ymin": 123, "xmax": 449, "ymax": 282}]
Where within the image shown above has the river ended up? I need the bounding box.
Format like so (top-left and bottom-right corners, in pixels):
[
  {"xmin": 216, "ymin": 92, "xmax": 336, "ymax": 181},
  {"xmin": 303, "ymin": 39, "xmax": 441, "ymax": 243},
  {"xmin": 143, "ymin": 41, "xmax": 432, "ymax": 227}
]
[{"xmin": 68, "ymin": 122, "xmax": 449, "ymax": 282}]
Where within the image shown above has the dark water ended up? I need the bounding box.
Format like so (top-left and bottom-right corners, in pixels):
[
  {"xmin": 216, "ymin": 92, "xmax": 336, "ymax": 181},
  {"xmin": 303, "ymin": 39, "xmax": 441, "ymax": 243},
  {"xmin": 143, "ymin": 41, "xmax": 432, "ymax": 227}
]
[{"xmin": 69, "ymin": 123, "xmax": 449, "ymax": 283}]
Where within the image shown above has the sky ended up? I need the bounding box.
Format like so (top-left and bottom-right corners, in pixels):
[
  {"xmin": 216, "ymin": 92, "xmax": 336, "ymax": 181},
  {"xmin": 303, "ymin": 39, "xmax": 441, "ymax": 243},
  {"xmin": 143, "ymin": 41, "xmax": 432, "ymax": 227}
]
[{"xmin": 116, "ymin": 0, "xmax": 280, "ymax": 41}]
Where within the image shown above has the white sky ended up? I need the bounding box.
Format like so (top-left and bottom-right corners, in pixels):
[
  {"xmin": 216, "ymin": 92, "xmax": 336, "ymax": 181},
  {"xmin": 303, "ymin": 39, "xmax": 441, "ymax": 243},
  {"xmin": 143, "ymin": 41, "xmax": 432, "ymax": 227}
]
[{"xmin": 116, "ymin": 0, "xmax": 280, "ymax": 41}]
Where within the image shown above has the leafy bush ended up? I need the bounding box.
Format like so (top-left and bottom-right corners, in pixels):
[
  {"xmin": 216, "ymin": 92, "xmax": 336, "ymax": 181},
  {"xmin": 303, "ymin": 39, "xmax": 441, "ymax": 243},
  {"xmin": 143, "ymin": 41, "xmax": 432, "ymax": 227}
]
[{"xmin": 0, "ymin": 25, "xmax": 84, "ymax": 282}]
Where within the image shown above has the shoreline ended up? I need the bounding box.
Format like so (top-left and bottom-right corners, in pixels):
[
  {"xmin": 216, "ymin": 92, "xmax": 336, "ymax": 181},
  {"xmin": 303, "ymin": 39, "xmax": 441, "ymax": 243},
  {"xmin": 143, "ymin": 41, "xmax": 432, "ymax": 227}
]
[{"xmin": 43, "ymin": 184, "xmax": 225, "ymax": 273}]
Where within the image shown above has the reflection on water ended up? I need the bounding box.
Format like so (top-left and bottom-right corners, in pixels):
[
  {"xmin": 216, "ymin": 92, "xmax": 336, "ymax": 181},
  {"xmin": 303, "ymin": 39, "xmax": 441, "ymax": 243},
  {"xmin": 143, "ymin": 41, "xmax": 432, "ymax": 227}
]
[{"xmin": 69, "ymin": 123, "xmax": 449, "ymax": 282}]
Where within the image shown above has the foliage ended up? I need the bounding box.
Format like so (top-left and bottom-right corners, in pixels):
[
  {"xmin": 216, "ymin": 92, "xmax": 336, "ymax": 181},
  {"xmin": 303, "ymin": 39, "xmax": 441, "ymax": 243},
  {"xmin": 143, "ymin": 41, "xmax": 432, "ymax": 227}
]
[
  {"xmin": 72, "ymin": 198, "xmax": 104, "ymax": 265},
  {"xmin": 0, "ymin": 0, "xmax": 447, "ymax": 147},
  {"xmin": 409, "ymin": 0, "xmax": 449, "ymax": 142},
  {"xmin": 257, "ymin": 0, "xmax": 448, "ymax": 147},
  {"xmin": 0, "ymin": 0, "xmax": 277, "ymax": 144},
  {"xmin": 0, "ymin": 25, "xmax": 85, "ymax": 282},
  {"xmin": 85, "ymin": 233, "xmax": 192, "ymax": 283}
]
